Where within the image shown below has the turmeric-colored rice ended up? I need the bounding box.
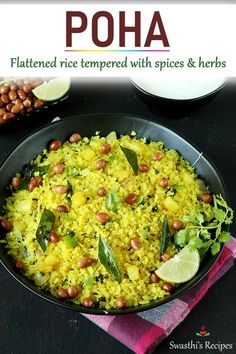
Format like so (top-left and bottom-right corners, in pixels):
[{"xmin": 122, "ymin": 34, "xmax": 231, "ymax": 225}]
[{"xmin": 2, "ymin": 132, "xmax": 212, "ymax": 309}]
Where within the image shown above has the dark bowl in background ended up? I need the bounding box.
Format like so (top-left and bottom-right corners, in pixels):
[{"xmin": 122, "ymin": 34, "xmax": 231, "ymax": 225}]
[
  {"xmin": 131, "ymin": 78, "xmax": 227, "ymax": 118},
  {"xmin": 0, "ymin": 114, "xmax": 229, "ymax": 315}
]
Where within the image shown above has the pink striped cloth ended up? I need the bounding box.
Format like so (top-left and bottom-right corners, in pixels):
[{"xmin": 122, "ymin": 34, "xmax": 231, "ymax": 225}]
[{"xmin": 83, "ymin": 237, "xmax": 236, "ymax": 354}]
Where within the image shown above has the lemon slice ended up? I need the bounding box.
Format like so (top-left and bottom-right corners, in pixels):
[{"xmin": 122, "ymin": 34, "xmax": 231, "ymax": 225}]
[
  {"xmin": 32, "ymin": 77, "xmax": 71, "ymax": 101},
  {"xmin": 155, "ymin": 247, "xmax": 200, "ymax": 283}
]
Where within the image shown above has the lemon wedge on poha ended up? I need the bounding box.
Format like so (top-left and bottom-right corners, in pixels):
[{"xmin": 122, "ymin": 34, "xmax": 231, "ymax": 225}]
[{"xmin": 156, "ymin": 247, "xmax": 200, "ymax": 283}]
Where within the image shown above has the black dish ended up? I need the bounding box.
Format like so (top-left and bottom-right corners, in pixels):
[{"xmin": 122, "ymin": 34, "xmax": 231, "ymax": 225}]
[
  {"xmin": 131, "ymin": 80, "xmax": 227, "ymax": 119},
  {"xmin": 0, "ymin": 114, "xmax": 228, "ymax": 315},
  {"xmin": 0, "ymin": 94, "xmax": 68, "ymax": 129}
]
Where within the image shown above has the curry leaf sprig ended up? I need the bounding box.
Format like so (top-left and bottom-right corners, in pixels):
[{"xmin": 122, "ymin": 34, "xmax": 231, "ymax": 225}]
[
  {"xmin": 98, "ymin": 236, "xmax": 122, "ymax": 283},
  {"xmin": 174, "ymin": 195, "xmax": 233, "ymax": 256},
  {"xmin": 160, "ymin": 215, "xmax": 171, "ymax": 256},
  {"xmin": 36, "ymin": 209, "xmax": 55, "ymax": 252},
  {"xmin": 120, "ymin": 146, "xmax": 138, "ymax": 175}
]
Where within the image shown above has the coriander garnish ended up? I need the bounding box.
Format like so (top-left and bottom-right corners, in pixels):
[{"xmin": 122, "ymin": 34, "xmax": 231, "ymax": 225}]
[{"xmin": 174, "ymin": 195, "xmax": 233, "ymax": 256}]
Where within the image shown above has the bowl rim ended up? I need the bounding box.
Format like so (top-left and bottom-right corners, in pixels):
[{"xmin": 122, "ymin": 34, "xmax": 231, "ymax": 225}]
[
  {"xmin": 130, "ymin": 78, "xmax": 228, "ymax": 102},
  {"xmin": 0, "ymin": 113, "xmax": 229, "ymax": 315}
]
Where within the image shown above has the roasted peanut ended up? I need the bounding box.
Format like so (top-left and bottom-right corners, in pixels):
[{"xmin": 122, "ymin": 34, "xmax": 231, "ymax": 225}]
[
  {"xmin": 69, "ymin": 133, "xmax": 81, "ymax": 143},
  {"xmin": 116, "ymin": 297, "xmax": 126, "ymax": 309},
  {"xmin": 77, "ymin": 256, "xmax": 94, "ymax": 269},
  {"xmin": 3, "ymin": 113, "xmax": 15, "ymax": 121},
  {"xmin": 49, "ymin": 139, "xmax": 62, "ymax": 151},
  {"xmin": 17, "ymin": 89, "xmax": 26, "ymax": 100},
  {"xmin": 28, "ymin": 176, "xmax": 42, "ymax": 192},
  {"xmin": 0, "ymin": 218, "xmax": 13, "ymax": 231},
  {"xmin": 54, "ymin": 185, "xmax": 68, "ymax": 194},
  {"xmin": 96, "ymin": 212, "xmax": 110, "ymax": 224},
  {"xmin": 101, "ymin": 142, "xmax": 111, "ymax": 154},
  {"xmin": 12, "ymin": 177, "xmax": 22, "ymax": 188},
  {"xmin": 67, "ymin": 285, "xmax": 78, "ymax": 299},
  {"xmin": 53, "ymin": 164, "xmax": 65, "ymax": 174},
  {"xmin": 82, "ymin": 298, "xmax": 93, "ymax": 308},
  {"xmin": 57, "ymin": 288, "xmax": 68, "ymax": 298},
  {"xmin": 11, "ymin": 103, "xmax": 24, "ymax": 114}
]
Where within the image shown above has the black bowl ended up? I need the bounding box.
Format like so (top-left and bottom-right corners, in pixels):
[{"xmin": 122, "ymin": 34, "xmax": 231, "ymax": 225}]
[
  {"xmin": 0, "ymin": 114, "xmax": 228, "ymax": 315},
  {"xmin": 131, "ymin": 79, "xmax": 227, "ymax": 118},
  {"xmin": 0, "ymin": 93, "xmax": 69, "ymax": 130}
]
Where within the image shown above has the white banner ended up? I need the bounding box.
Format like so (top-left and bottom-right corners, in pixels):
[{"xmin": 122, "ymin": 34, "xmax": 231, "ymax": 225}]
[{"xmin": 0, "ymin": 3, "xmax": 235, "ymax": 77}]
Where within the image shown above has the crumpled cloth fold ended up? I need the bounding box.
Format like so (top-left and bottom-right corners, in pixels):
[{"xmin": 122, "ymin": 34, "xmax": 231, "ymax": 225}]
[{"xmin": 83, "ymin": 237, "xmax": 236, "ymax": 354}]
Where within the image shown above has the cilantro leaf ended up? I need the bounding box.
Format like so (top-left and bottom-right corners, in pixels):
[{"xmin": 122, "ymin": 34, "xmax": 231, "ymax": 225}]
[
  {"xmin": 214, "ymin": 195, "xmax": 227, "ymax": 208},
  {"xmin": 198, "ymin": 239, "xmax": 214, "ymax": 257},
  {"xmin": 189, "ymin": 236, "xmax": 204, "ymax": 249},
  {"xmin": 173, "ymin": 194, "xmax": 233, "ymax": 259},
  {"xmin": 225, "ymin": 210, "xmax": 234, "ymax": 225},
  {"xmin": 211, "ymin": 241, "xmax": 221, "ymax": 255},
  {"xmin": 200, "ymin": 229, "xmax": 211, "ymax": 240},
  {"xmin": 215, "ymin": 224, "xmax": 222, "ymax": 237},
  {"xmin": 218, "ymin": 231, "xmax": 230, "ymax": 243},
  {"xmin": 213, "ymin": 208, "xmax": 225, "ymax": 222},
  {"xmin": 182, "ymin": 214, "xmax": 198, "ymax": 223},
  {"xmin": 187, "ymin": 228, "xmax": 199, "ymax": 240},
  {"xmin": 174, "ymin": 229, "xmax": 188, "ymax": 247},
  {"xmin": 195, "ymin": 213, "xmax": 204, "ymax": 224}
]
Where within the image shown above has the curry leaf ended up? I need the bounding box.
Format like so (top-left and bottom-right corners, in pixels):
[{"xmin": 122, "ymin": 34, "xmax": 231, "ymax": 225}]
[
  {"xmin": 98, "ymin": 236, "xmax": 122, "ymax": 283},
  {"xmin": 36, "ymin": 209, "xmax": 55, "ymax": 252},
  {"xmin": 160, "ymin": 216, "xmax": 171, "ymax": 255},
  {"xmin": 105, "ymin": 188, "xmax": 122, "ymax": 213},
  {"xmin": 64, "ymin": 230, "xmax": 77, "ymax": 248},
  {"xmin": 120, "ymin": 146, "xmax": 138, "ymax": 175},
  {"xmin": 17, "ymin": 164, "xmax": 50, "ymax": 190},
  {"xmin": 34, "ymin": 165, "xmax": 50, "ymax": 176}
]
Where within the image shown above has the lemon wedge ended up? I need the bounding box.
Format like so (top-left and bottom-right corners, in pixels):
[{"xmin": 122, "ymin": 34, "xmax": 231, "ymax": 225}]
[
  {"xmin": 156, "ymin": 247, "xmax": 200, "ymax": 283},
  {"xmin": 32, "ymin": 77, "xmax": 71, "ymax": 101}
]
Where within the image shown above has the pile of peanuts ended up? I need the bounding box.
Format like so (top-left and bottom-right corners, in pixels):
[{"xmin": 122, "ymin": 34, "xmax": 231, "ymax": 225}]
[{"xmin": 0, "ymin": 78, "xmax": 47, "ymax": 125}]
